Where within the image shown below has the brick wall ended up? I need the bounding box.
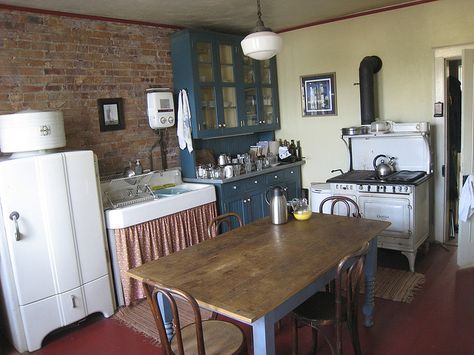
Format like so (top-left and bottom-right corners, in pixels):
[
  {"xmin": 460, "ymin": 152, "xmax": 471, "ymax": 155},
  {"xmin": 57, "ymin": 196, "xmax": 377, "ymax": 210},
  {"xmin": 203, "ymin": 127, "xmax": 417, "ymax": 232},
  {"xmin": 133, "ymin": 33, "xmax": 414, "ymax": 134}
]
[{"xmin": 0, "ymin": 9, "xmax": 180, "ymax": 176}]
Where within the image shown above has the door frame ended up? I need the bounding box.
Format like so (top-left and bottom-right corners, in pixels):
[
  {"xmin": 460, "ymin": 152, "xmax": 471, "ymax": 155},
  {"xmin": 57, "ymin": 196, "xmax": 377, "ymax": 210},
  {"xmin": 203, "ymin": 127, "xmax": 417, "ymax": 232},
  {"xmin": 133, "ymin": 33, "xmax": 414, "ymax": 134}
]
[{"xmin": 433, "ymin": 44, "xmax": 474, "ymax": 244}]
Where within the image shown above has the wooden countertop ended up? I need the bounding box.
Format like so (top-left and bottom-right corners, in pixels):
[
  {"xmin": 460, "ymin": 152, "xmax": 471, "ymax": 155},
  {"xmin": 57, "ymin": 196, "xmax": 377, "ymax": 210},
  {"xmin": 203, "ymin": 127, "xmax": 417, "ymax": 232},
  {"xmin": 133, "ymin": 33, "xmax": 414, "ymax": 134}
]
[{"xmin": 127, "ymin": 214, "xmax": 389, "ymax": 324}]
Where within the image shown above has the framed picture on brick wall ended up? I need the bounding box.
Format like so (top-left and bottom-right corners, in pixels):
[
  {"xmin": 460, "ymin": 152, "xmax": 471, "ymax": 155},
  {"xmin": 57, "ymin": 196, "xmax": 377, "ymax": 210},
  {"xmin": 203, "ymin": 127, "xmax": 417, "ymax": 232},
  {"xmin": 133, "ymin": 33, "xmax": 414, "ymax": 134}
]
[{"xmin": 98, "ymin": 98, "xmax": 125, "ymax": 131}]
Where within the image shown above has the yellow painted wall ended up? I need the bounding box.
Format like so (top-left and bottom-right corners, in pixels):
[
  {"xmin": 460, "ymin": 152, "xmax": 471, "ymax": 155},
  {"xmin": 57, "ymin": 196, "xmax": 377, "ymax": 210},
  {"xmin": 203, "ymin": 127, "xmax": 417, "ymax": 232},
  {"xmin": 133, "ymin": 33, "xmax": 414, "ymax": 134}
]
[{"xmin": 276, "ymin": 0, "xmax": 474, "ymax": 188}]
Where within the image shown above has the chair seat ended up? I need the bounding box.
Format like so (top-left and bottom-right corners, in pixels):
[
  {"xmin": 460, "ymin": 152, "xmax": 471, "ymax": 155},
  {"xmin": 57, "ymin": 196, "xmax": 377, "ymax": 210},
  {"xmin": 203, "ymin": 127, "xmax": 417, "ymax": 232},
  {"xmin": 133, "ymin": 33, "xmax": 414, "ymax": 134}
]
[
  {"xmin": 170, "ymin": 319, "xmax": 245, "ymax": 355},
  {"xmin": 293, "ymin": 292, "xmax": 347, "ymax": 326}
]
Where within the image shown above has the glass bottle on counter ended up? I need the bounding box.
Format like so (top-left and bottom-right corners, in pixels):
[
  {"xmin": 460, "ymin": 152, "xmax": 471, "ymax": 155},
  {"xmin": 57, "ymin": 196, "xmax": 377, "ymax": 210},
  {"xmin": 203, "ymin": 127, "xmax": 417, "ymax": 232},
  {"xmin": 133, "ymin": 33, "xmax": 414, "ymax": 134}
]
[
  {"xmin": 296, "ymin": 140, "xmax": 302, "ymax": 160},
  {"xmin": 289, "ymin": 140, "xmax": 297, "ymax": 157}
]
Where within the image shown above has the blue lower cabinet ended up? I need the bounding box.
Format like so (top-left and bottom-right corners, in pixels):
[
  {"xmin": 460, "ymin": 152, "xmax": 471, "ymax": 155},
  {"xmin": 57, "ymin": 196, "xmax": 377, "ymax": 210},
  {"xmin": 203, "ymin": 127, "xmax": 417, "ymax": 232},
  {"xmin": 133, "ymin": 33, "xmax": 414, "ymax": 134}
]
[
  {"xmin": 223, "ymin": 190, "xmax": 266, "ymax": 225},
  {"xmin": 216, "ymin": 165, "xmax": 302, "ymax": 226}
]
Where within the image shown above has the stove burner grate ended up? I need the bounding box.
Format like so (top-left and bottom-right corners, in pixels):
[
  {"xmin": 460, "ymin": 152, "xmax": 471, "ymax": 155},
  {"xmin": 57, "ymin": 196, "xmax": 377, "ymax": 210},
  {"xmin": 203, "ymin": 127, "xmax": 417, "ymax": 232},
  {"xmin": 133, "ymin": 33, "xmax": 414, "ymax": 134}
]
[{"xmin": 328, "ymin": 170, "xmax": 426, "ymax": 184}]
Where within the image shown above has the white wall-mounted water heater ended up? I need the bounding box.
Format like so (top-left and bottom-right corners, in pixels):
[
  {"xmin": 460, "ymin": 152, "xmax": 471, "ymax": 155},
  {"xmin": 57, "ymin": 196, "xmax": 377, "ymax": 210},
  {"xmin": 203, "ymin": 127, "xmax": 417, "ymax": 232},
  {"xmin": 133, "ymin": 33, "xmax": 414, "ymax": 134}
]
[{"xmin": 146, "ymin": 88, "xmax": 175, "ymax": 129}]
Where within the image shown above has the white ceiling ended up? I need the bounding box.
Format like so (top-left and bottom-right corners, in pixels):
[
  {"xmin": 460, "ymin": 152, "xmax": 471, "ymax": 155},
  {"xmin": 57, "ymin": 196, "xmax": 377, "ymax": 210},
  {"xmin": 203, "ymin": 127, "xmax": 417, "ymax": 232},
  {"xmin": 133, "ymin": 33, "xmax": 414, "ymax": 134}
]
[{"xmin": 1, "ymin": 0, "xmax": 425, "ymax": 34}]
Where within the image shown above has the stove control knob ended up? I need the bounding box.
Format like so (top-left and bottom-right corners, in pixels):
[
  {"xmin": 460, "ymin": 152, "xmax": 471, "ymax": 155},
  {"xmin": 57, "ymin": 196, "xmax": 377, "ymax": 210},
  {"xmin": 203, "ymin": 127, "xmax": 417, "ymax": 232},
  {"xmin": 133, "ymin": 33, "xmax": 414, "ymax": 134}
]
[
  {"xmin": 397, "ymin": 186, "xmax": 402, "ymax": 192},
  {"xmin": 404, "ymin": 186, "xmax": 409, "ymax": 192}
]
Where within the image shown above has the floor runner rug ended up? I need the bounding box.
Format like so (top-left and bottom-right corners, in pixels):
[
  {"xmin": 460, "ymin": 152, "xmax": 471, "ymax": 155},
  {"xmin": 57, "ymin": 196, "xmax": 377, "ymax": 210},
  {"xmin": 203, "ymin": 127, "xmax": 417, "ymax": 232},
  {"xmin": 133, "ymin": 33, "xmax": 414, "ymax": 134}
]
[{"xmin": 374, "ymin": 267, "xmax": 425, "ymax": 303}]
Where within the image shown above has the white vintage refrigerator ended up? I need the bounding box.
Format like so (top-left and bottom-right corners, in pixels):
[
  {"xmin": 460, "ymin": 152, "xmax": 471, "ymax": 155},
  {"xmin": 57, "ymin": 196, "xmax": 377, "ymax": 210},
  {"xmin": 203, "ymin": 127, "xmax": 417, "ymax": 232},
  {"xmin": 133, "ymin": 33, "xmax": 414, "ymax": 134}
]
[{"xmin": 0, "ymin": 150, "xmax": 115, "ymax": 352}]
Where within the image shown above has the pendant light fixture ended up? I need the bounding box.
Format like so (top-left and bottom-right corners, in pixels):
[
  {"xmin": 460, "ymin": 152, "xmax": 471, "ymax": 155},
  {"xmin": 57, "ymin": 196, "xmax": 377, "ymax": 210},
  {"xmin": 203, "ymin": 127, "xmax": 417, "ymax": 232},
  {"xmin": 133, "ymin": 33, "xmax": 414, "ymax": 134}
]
[{"xmin": 241, "ymin": 0, "xmax": 282, "ymax": 60}]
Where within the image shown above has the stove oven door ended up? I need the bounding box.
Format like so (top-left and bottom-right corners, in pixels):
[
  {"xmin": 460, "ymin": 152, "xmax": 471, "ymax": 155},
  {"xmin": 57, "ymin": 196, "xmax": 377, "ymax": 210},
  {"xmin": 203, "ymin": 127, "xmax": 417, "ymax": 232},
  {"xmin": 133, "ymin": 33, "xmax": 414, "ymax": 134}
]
[{"xmin": 358, "ymin": 195, "xmax": 411, "ymax": 241}]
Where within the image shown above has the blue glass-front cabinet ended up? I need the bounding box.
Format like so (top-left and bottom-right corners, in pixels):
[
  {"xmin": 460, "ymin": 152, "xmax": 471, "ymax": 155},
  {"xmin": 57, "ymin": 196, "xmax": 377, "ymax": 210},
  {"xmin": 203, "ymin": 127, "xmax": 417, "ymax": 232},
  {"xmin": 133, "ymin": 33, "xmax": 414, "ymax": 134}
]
[{"xmin": 170, "ymin": 29, "xmax": 280, "ymax": 139}]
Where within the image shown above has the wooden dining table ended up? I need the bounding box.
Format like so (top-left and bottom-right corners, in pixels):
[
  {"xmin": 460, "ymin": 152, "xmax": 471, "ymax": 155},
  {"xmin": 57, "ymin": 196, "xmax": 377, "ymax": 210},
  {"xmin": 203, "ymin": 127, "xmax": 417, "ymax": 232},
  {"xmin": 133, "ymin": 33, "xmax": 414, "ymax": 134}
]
[{"xmin": 127, "ymin": 213, "xmax": 390, "ymax": 355}]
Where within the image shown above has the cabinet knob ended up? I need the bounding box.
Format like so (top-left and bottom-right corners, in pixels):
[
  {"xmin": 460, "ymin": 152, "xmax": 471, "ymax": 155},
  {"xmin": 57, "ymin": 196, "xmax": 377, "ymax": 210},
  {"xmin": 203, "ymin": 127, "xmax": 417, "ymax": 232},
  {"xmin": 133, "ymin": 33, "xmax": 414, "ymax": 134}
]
[
  {"xmin": 233, "ymin": 186, "xmax": 237, "ymax": 189},
  {"xmin": 254, "ymin": 180, "xmax": 258, "ymax": 184},
  {"xmin": 274, "ymin": 175, "xmax": 278, "ymax": 179},
  {"xmin": 222, "ymin": 123, "xmax": 226, "ymax": 127},
  {"xmin": 290, "ymin": 170, "xmax": 294, "ymax": 174}
]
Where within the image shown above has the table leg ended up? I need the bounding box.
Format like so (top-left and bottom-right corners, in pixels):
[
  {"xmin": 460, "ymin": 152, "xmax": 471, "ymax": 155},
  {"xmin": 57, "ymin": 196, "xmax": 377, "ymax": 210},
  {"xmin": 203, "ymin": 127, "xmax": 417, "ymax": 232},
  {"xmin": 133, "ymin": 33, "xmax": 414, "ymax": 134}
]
[
  {"xmin": 253, "ymin": 315, "xmax": 275, "ymax": 355},
  {"xmin": 156, "ymin": 292, "xmax": 174, "ymax": 340},
  {"xmin": 362, "ymin": 239, "xmax": 377, "ymax": 327}
]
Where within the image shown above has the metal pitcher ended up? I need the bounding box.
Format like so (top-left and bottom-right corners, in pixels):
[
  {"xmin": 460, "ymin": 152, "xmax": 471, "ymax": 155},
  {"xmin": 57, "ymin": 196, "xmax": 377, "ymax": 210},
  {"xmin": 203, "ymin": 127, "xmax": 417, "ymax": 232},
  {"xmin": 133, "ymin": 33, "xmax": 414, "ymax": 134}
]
[{"xmin": 265, "ymin": 186, "xmax": 288, "ymax": 225}]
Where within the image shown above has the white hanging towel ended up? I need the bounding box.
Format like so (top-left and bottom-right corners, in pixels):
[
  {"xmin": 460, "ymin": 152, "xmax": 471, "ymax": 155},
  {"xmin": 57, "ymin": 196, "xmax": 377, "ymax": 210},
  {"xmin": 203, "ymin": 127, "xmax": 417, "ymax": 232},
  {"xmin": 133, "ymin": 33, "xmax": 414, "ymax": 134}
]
[
  {"xmin": 177, "ymin": 89, "xmax": 193, "ymax": 153},
  {"xmin": 459, "ymin": 175, "xmax": 474, "ymax": 222}
]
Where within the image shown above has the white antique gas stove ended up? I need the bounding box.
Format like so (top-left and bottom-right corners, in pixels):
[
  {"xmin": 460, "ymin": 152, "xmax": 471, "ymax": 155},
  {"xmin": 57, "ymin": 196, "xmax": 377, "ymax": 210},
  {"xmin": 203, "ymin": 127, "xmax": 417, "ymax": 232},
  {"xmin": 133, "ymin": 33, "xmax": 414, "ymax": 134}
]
[{"xmin": 326, "ymin": 122, "xmax": 432, "ymax": 272}]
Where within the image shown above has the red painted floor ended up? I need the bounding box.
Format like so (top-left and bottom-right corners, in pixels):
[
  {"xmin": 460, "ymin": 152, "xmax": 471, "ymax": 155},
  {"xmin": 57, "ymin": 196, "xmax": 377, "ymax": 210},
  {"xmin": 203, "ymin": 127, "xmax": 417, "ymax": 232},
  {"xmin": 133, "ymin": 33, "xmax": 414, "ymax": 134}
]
[{"xmin": 1, "ymin": 244, "xmax": 473, "ymax": 355}]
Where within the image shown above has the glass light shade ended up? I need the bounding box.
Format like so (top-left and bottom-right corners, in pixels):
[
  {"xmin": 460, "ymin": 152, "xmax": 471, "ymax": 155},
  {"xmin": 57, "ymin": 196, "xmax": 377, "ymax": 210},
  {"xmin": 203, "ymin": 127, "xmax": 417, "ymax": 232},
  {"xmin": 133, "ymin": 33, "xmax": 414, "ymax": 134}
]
[{"xmin": 241, "ymin": 31, "xmax": 282, "ymax": 60}]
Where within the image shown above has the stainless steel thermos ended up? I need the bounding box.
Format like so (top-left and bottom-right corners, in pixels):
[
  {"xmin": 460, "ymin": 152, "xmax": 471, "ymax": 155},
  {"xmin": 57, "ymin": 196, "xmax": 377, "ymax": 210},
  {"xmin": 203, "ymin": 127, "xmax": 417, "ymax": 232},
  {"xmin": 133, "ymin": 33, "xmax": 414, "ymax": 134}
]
[{"xmin": 265, "ymin": 186, "xmax": 288, "ymax": 224}]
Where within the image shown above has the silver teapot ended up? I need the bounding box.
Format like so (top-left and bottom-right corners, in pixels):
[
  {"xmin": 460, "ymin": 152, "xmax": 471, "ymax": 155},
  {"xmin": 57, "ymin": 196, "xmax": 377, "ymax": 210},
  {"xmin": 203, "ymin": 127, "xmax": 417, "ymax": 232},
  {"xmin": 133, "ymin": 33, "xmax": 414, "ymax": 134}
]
[{"xmin": 373, "ymin": 154, "xmax": 396, "ymax": 179}]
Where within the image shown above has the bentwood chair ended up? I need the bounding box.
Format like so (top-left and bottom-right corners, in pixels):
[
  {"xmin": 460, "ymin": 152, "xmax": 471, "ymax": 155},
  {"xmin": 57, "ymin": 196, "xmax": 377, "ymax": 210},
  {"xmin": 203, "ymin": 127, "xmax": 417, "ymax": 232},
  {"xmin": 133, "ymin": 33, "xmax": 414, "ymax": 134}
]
[
  {"xmin": 207, "ymin": 212, "xmax": 244, "ymax": 320},
  {"xmin": 207, "ymin": 212, "xmax": 243, "ymax": 238},
  {"xmin": 319, "ymin": 196, "xmax": 361, "ymax": 218},
  {"xmin": 291, "ymin": 242, "xmax": 370, "ymax": 355},
  {"xmin": 142, "ymin": 279, "xmax": 247, "ymax": 355}
]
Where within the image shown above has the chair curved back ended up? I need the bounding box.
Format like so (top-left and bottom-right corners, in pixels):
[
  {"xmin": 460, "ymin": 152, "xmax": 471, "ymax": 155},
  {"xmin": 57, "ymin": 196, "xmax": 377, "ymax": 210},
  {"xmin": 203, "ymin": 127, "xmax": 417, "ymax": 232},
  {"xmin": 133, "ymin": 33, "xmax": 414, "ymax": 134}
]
[
  {"xmin": 207, "ymin": 212, "xmax": 243, "ymax": 238},
  {"xmin": 334, "ymin": 242, "xmax": 370, "ymax": 355},
  {"xmin": 142, "ymin": 279, "xmax": 205, "ymax": 355},
  {"xmin": 319, "ymin": 196, "xmax": 361, "ymax": 218}
]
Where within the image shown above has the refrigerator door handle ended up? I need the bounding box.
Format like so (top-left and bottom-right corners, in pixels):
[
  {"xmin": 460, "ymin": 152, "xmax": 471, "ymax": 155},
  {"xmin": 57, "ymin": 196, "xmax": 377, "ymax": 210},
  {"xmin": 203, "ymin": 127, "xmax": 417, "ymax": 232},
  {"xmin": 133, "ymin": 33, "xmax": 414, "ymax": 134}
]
[{"xmin": 9, "ymin": 211, "xmax": 21, "ymax": 241}]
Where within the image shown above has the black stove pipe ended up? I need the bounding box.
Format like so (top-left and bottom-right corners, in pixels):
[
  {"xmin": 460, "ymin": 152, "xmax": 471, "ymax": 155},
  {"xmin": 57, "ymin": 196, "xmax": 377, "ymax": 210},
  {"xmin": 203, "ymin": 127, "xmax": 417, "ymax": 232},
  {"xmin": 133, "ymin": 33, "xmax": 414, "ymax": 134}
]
[{"xmin": 359, "ymin": 56, "xmax": 382, "ymax": 125}]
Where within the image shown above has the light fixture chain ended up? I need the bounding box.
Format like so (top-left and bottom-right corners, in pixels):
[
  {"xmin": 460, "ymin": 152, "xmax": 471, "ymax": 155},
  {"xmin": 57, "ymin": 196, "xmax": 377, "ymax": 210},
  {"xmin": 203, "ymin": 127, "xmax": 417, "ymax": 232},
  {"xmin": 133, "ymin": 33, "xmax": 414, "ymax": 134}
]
[
  {"xmin": 257, "ymin": 0, "xmax": 262, "ymax": 22},
  {"xmin": 255, "ymin": 0, "xmax": 266, "ymax": 30}
]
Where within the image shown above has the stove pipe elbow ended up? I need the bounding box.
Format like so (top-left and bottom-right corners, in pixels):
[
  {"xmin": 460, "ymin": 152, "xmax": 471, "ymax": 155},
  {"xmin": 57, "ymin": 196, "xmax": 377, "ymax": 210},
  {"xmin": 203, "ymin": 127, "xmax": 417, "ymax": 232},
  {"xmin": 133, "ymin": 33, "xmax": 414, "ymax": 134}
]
[{"xmin": 359, "ymin": 56, "xmax": 382, "ymax": 125}]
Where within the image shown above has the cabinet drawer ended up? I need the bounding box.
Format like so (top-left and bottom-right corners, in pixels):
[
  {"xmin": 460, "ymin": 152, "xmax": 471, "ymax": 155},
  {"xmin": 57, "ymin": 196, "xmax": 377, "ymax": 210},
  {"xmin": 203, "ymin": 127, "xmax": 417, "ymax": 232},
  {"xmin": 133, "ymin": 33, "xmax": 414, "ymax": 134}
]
[
  {"xmin": 222, "ymin": 175, "xmax": 266, "ymax": 199},
  {"xmin": 246, "ymin": 175, "xmax": 265, "ymax": 190},
  {"xmin": 59, "ymin": 286, "xmax": 86, "ymax": 325},
  {"xmin": 222, "ymin": 180, "xmax": 247, "ymax": 199},
  {"xmin": 266, "ymin": 170, "xmax": 286, "ymax": 184},
  {"xmin": 285, "ymin": 167, "xmax": 300, "ymax": 180}
]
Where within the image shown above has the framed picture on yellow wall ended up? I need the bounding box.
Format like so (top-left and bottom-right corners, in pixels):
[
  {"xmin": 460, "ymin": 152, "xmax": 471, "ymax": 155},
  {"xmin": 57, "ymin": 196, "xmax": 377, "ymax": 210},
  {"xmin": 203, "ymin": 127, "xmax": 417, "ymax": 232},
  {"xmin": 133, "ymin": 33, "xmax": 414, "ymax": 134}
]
[{"xmin": 301, "ymin": 72, "xmax": 337, "ymax": 116}]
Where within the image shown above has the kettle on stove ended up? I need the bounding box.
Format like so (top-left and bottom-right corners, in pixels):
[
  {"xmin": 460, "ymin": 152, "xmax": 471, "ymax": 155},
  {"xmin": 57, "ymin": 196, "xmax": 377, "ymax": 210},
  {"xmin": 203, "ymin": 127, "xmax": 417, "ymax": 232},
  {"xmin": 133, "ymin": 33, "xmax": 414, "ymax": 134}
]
[
  {"xmin": 265, "ymin": 186, "xmax": 288, "ymax": 225},
  {"xmin": 373, "ymin": 154, "xmax": 396, "ymax": 179}
]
